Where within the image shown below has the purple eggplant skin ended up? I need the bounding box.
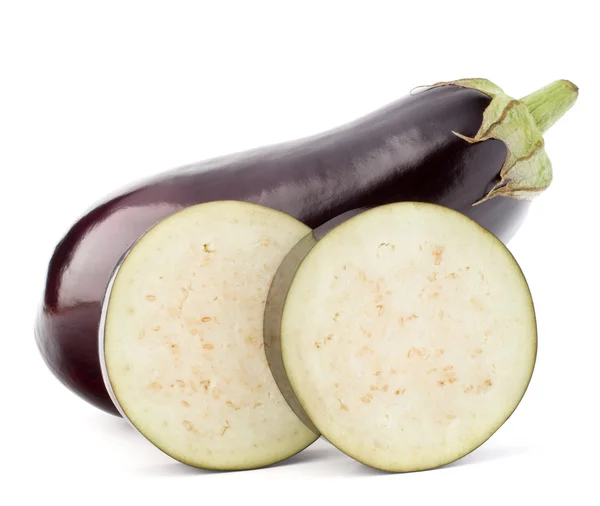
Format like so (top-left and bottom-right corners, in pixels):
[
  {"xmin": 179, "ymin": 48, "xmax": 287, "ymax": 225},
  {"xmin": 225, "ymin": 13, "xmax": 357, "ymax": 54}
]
[{"xmin": 34, "ymin": 85, "xmax": 541, "ymax": 415}]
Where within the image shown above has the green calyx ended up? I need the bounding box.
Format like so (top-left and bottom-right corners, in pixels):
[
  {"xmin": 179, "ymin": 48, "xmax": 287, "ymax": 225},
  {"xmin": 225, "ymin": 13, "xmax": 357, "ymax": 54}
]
[{"xmin": 430, "ymin": 78, "xmax": 578, "ymax": 203}]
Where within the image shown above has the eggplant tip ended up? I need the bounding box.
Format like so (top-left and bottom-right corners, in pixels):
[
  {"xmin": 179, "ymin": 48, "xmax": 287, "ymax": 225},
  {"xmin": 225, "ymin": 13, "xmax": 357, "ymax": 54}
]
[{"xmin": 560, "ymin": 80, "xmax": 579, "ymax": 94}]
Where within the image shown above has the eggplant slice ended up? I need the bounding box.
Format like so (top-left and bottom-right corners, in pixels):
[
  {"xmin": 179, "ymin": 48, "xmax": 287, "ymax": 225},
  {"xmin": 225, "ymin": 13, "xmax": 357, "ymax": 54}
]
[
  {"xmin": 101, "ymin": 201, "xmax": 318, "ymax": 470},
  {"xmin": 277, "ymin": 202, "xmax": 537, "ymax": 471}
]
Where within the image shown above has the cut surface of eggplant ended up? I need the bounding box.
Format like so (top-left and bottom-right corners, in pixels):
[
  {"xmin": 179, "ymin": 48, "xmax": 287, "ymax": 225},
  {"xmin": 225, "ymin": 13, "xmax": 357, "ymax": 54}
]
[
  {"xmin": 101, "ymin": 201, "xmax": 318, "ymax": 470},
  {"xmin": 278, "ymin": 203, "xmax": 537, "ymax": 471}
]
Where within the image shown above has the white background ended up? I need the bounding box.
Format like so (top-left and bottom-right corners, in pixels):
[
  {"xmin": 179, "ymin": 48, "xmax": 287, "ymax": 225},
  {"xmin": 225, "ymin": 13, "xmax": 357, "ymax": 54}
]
[{"xmin": 1, "ymin": 1, "xmax": 597, "ymax": 504}]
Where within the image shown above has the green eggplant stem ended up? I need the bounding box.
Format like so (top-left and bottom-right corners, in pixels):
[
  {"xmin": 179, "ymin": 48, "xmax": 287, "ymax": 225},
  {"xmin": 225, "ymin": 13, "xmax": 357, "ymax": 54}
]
[
  {"xmin": 430, "ymin": 77, "xmax": 579, "ymax": 202},
  {"xmin": 521, "ymin": 80, "xmax": 579, "ymax": 134}
]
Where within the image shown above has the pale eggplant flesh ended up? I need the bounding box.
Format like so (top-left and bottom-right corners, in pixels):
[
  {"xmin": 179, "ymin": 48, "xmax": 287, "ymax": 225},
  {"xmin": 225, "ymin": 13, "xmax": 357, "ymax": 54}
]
[
  {"xmin": 268, "ymin": 202, "xmax": 537, "ymax": 471},
  {"xmin": 36, "ymin": 79, "xmax": 576, "ymax": 415},
  {"xmin": 101, "ymin": 201, "xmax": 318, "ymax": 469}
]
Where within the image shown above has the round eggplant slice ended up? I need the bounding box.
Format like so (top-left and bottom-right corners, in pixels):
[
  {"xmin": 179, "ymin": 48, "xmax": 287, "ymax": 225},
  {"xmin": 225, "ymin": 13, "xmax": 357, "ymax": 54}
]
[
  {"xmin": 101, "ymin": 201, "xmax": 318, "ymax": 470},
  {"xmin": 277, "ymin": 202, "xmax": 537, "ymax": 472}
]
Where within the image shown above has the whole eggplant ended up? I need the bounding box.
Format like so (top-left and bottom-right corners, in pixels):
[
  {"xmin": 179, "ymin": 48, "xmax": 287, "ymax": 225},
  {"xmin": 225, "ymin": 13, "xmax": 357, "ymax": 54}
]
[{"xmin": 36, "ymin": 78, "xmax": 577, "ymax": 415}]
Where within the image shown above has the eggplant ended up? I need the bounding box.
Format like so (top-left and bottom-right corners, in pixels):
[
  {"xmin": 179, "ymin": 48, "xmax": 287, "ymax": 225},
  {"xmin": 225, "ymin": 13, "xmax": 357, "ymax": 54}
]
[
  {"xmin": 36, "ymin": 78, "xmax": 577, "ymax": 415},
  {"xmin": 267, "ymin": 202, "xmax": 537, "ymax": 471},
  {"xmin": 101, "ymin": 202, "xmax": 318, "ymax": 469}
]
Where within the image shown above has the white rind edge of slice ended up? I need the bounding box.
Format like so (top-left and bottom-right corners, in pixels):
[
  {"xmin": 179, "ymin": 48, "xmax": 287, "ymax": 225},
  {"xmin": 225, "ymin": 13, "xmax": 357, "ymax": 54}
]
[
  {"xmin": 279, "ymin": 202, "xmax": 537, "ymax": 472},
  {"xmin": 100, "ymin": 201, "xmax": 319, "ymax": 470}
]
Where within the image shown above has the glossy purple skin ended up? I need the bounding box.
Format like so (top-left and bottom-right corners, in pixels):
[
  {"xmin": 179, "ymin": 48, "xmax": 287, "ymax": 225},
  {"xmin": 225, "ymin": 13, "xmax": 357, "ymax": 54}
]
[{"xmin": 35, "ymin": 85, "xmax": 528, "ymax": 416}]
